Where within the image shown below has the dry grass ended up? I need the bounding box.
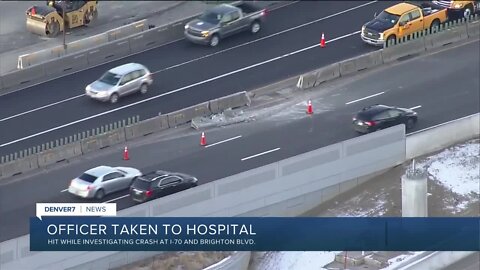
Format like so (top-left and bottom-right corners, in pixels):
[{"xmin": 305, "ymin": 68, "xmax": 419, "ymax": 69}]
[{"xmin": 113, "ymin": 251, "xmax": 232, "ymax": 270}]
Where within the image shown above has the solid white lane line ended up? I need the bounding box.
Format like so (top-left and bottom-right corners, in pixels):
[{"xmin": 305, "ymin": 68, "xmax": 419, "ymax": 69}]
[
  {"xmin": 0, "ymin": 31, "xmax": 360, "ymax": 148},
  {"xmin": 0, "ymin": 94, "xmax": 85, "ymax": 122},
  {"xmin": 345, "ymin": 91, "xmax": 385, "ymax": 105},
  {"xmin": 1, "ymin": 1, "xmax": 377, "ymax": 120},
  {"xmin": 205, "ymin": 135, "xmax": 242, "ymax": 148},
  {"xmin": 409, "ymin": 105, "xmax": 422, "ymax": 110},
  {"xmin": 153, "ymin": 1, "xmax": 377, "ymax": 74},
  {"xmin": 103, "ymin": 194, "xmax": 130, "ymax": 204},
  {"xmin": 241, "ymin": 147, "xmax": 281, "ymax": 161},
  {"xmin": 60, "ymin": 189, "xmax": 68, "ymax": 192}
]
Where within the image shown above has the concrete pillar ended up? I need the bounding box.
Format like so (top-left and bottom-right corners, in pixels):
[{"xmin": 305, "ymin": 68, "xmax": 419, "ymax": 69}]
[{"xmin": 401, "ymin": 162, "xmax": 428, "ymax": 217}]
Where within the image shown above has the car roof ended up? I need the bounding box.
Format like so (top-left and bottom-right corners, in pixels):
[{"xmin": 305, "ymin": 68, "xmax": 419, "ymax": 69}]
[
  {"xmin": 385, "ymin": 3, "xmax": 418, "ymax": 16},
  {"xmin": 83, "ymin": 166, "xmax": 115, "ymax": 177},
  {"xmin": 108, "ymin": 63, "xmax": 146, "ymax": 75},
  {"xmin": 209, "ymin": 4, "xmax": 238, "ymax": 14},
  {"xmin": 357, "ymin": 105, "xmax": 393, "ymax": 117},
  {"xmin": 138, "ymin": 170, "xmax": 192, "ymax": 182}
]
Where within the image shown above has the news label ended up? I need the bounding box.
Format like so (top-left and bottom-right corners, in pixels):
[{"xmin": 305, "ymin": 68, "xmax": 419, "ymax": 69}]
[{"xmin": 36, "ymin": 203, "xmax": 116, "ymax": 220}]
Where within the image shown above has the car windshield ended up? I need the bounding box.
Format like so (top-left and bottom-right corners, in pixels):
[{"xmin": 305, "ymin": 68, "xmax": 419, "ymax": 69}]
[
  {"xmin": 132, "ymin": 178, "xmax": 151, "ymax": 190},
  {"xmin": 78, "ymin": 173, "xmax": 97, "ymax": 183},
  {"xmin": 98, "ymin": 72, "xmax": 121, "ymax": 85},
  {"xmin": 376, "ymin": 11, "xmax": 400, "ymax": 26},
  {"xmin": 199, "ymin": 10, "xmax": 222, "ymax": 24}
]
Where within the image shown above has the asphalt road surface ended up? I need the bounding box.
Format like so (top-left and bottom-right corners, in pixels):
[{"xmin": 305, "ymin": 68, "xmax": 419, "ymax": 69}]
[
  {"xmin": 0, "ymin": 39, "xmax": 478, "ymax": 242},
  {"xmin": 0, "ymin": 0, "xmax": 399, "ymax": 156}
]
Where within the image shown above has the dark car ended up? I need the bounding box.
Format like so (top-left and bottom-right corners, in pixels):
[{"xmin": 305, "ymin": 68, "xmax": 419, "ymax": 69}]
[
  {"xmin": 129, "ymin": 170, "xmax": 198, "ymax": 203},
  {"xmin": 352, "ymin": 104, "xmax": 418, "ymax": 134}
]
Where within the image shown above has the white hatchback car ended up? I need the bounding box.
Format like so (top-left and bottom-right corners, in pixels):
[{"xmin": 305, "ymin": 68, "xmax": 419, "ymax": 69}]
[{"xmin": 85, "ymin": 63, "xmax": 153, "ymax": 104}]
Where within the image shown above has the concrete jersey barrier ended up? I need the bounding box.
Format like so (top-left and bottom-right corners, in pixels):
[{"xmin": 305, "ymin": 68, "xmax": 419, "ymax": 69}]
[{"xmin": 406, "ymin": 113, "xmax": 480, "ymax": 160}]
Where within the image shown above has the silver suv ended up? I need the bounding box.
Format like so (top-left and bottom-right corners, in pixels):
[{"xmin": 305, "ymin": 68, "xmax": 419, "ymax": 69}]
[{"xmin": 86, "ymin": 63, "xmax": 153, "ymax": 103}]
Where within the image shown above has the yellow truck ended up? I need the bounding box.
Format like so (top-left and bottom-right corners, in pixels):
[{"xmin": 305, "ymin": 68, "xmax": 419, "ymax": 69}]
[
  {"xmin": 26, "ymin": 0, "xmax": 98, "ymax": 37},
  {"xmin": 361, "ymin": 2, "xmax": 448, "ymax": 46},
  {"xmin": 432, "ymin": 0, "xmax": 480, "ymax": 19}
]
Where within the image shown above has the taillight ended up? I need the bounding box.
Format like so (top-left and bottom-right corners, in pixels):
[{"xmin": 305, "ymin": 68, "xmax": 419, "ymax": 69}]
[
  {"xmin": 365, "ymin": 121, "xmax": 376, "ymax": 126},
  {"xmin": 261, "ymin": 9, "xmax": 268, "ymax": 16},
  {"xmin": 145, "ymin": 190, "xmax": 153, "ymax": 197},
  {"xmin": 86, "ymin": 185, "xmax": 93, "ymax": 191}
]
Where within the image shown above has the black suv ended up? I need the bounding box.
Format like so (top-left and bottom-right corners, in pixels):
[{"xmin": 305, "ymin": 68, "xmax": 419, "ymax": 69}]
[
  {"xmin": 129, "ymin": 170, "xmax": 198, "ymax": 203},
  {"xmin": 352, "ymin": 105, "xmax": 418, "ymax": 134}
]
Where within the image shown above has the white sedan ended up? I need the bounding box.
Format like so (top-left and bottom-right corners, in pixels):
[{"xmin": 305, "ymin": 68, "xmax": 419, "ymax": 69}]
[{"xmin": 68, "ymin": 166, "xmax": 142, "ymax": 200}]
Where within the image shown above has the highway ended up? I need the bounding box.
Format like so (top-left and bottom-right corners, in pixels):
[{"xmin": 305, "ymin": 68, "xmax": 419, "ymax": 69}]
[
  {"xmin": 0, "ymin": 0, "xmax": 399, "ymax": 156},
  {"xmin": 0, "ymin": 39, "xmax": 478, "ymax": 241}
]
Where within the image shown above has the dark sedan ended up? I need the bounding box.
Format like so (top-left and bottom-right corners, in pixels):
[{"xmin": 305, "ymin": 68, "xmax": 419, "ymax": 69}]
[
  {"xmin": 129, "ymin": 170, "xmax": 198, "ymax": 203},
  {"xmin": 352, "ymin": 104, "xmax": 418, "ymax": 134}
]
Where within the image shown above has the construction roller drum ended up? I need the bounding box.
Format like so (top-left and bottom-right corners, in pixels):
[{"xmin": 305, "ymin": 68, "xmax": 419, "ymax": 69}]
[
  {"xmin": 25, "ymin": 1, "xmax": 98, "ymax": 38},
  {"xmin": 26, "ymin": 5, "xmax": 63, "ymax": 37}
]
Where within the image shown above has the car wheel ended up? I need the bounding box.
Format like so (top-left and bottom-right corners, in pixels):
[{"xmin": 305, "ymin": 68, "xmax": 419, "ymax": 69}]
[
  {"xmin": 139, "ymin": 83, "xmax": 148, "ymax": 94},
  {"xmin": 95, "ymin": 189, "xmax": 105, "ymax": 200},
  {"xmin": 251, "ymin": 21, "xmax": 261, "ymax": 34},
  {"xmin": 110, "ymin": 93, "xmax": 119, "ymax": 104},
  {"xmin": 386, "ymin": 35, "xmax": 396, "ymax": 47},
  {"xmin": 430, "ymin": 19, "xmax": 440, "ymax": 32},
  {"xmin": 406, "ymin": 118, "xmax": 415, "ymax": 129},
  {"xmin": 209, "ymin": 35, "xmax": 219, "ymax": 47}
]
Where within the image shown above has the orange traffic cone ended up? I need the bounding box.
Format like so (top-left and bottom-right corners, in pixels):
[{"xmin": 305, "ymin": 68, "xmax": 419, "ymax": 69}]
[
  {"xmin": 123, "ymin": 146, "xmax": 129, "ymax": 160},
  {"xmin": 307, "ymin": 100, "xmax": 313, "ymax": 114},
  {"xmin": 320, "ymin": 33, "xmax": 326, "ymax": 48},
  {"xmin": 200, "ymin": 132, "xmax": 207, "ymax": 146}
]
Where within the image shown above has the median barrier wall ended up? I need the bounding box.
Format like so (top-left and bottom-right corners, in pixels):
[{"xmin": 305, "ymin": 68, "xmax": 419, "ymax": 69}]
[
  {"xmin": 406, "ymin": 113, "xmax": 480, "ymax": 160},
  {"xmin": 0, "ymin": 155, "xmax": 39, "ymax": 178},
  {"xmin": 0, "ymin": 65, "xmax": 46, "ymax": 90},
  {"xmin": 467, "ymin": 18, "xmax": 480, "ymax": 37},
  {"xmin": 42, "ymin": 52, "xmax": 89, "ymax": 76},
  {"xmin": 66, "ymin": 34, "xmax": 109, "ymax": 55},
  {"xmin": 80, "ymin": 128, "xmax": 127, "ymax": 154},
  {"xmin": 37, "ymin": 142, "xmax": 83, "ymax": 167},
  {"xmin": 209, "ymin": 91, "xmax": 251, "ymax": 114},
  {"xmin": 106, "ymin": 20, "xmax": 148, "ymax": 42},
  {"xmin": 124, "ymin": 115, "xmax": 169, "ymax": 140},
  {"xmin": 167, "ymin": 101, "xmax": 212, "ymax": 127},
  {"xmin": 424, "ymin": 22, "xmax": 469, "ymax": 50},
  {"xmin": 339, "ymin": 50, "xmax": 384, "ymax": 76},
  {"xmin": 382, "ymin": 34, "xmax": 426, "ymax": 64},
  {"xmin": 86, "ymin": 39, "xmax": 132, "ymax": 66}
]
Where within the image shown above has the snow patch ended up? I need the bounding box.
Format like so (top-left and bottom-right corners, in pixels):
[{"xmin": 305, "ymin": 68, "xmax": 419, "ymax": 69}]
[
  {"xmin": 416, "ymin": 140, "xmax": 479, "ymax": 197},
  {"xmin": 254, "ymin": 251, "xmax": 340, "ymax": 270}
]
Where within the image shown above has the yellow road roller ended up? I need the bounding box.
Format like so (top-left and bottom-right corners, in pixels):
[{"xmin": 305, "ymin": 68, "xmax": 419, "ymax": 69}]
[{"xmin": 26, "ymin": 1, "xmax": 98, "ymax": 37}]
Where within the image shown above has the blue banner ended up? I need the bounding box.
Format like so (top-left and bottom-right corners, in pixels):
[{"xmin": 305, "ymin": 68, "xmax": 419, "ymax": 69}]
[{"xmin": 30, "ymin": 217, "xmax": 480, "ymax": 251}]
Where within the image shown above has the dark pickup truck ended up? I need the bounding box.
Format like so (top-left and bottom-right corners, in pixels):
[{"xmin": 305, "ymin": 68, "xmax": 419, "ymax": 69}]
[{"xmin": 184, "ymin": 2, "xmax": 267, "ymax": 47}]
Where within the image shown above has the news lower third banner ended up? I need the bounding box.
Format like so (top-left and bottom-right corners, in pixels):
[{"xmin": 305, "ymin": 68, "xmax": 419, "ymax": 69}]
[{"xmin": 30, "ymin": 217, "xmax": 479, "ymax": 251}]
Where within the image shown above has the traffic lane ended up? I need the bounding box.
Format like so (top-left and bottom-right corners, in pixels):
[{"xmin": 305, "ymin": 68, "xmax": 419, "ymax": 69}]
[
  {"xmin": 0, "ymin": 0, "xmax": 380, "ymax": 118},
  {"xmin": 2, "ymin": 39, "xmax": 478, "ymax": 200},
  {"xmin": 2, "ymin": 39, "xmax": 478, "ymax": 240},
  {"xmin": 321, "ymin": 40, "xmax": 480, "ymax": 111},
  {"xmin": 0, "ymin": 0, "xmax": 390, "ymax": 145},
  {"xmin": 444, "ymin": 252, "xmax": 480, "ymax": 270},
  {"xmin": 0, "ymin": 29, "xmax": 377, "ymax": 155}
]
